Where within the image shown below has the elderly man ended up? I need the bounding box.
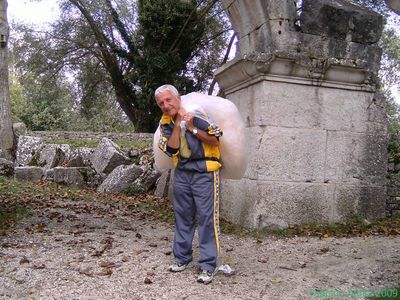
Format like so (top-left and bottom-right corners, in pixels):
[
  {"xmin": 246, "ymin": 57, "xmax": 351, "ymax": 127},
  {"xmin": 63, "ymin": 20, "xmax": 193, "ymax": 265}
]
[{"xmin": 154, "ymin": 84, "xmax": 223, "ymax": 284}]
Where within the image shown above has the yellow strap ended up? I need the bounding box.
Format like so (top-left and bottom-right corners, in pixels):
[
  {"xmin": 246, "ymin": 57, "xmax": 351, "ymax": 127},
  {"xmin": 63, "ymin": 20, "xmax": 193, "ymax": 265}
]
[{"xmin": 179, "ymin": 135, "xmax": 191, "ymax": 158}]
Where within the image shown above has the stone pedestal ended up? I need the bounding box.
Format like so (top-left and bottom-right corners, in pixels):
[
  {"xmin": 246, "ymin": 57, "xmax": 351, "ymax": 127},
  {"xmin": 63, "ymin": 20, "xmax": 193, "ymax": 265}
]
[{"xmin": 217, "ymin": 0, "xmax": 387, "ymax": 228}]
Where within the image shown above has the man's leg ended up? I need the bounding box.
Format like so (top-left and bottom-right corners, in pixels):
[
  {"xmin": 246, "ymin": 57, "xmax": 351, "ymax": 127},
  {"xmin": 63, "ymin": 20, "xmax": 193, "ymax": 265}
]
[
  {"xmin": 192, "ymin": 170, "xmax": 220, "ymax": 273},
  {"xmin": 172, "ymin": 169, "xmax": 196, "ymax": 265}
]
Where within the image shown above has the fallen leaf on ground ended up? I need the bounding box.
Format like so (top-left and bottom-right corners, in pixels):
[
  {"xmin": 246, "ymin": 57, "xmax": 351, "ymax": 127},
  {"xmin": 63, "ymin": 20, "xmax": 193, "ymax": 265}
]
[
  {"xmin": 270, "ymin": 277, "xmax": 281, "ymax": 284},
  {"xmin": 144, "ymin": 277, "xmax": 153, "ymax": 284},
  {"xmin": 32, "ymin": 263, "xmax": 46, "ymax": 269},
  {"xmin": 97, "ymin": 267, "xmax": 113, "ymax": 276},
  {"xmin": 78, "ymin": 267, "xmax": 93, "ymax": 277},
  {"xmin": 19, "ymin": 257, "xmax": 30, "ymax": 264},
  {"xmin": 134, "ymin": 249, "xmax": 149, "ymax": 255},
  {"xmin": 279, "ymin": 266, "xmax": 297, "ymax": 271},
  {"xmin": 319, "ymin": 247, "xmax": 329, "ymax": 253},
  {"xmin": 99, "ymin": 261, "xmax": 118, "ymax": 268}
]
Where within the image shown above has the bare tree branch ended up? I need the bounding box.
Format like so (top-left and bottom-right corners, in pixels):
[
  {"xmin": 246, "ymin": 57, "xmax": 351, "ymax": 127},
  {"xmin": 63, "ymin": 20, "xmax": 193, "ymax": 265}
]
[{"xmin": 208, "ymin": 31, "xmax": 236, "ymax": 95}]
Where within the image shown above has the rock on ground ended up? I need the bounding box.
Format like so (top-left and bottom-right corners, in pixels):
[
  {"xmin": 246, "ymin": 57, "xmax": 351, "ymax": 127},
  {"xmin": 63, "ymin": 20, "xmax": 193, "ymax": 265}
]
[{"xmin": 0, "ymin": 198, "xmax": 399, "ymax": 300}]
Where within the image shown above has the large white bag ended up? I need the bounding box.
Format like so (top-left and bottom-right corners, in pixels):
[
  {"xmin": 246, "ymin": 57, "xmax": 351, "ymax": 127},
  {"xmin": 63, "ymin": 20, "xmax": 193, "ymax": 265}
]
[{"xmin": 153, "ymin": 92, "xmax": 247, "ymax": 179}]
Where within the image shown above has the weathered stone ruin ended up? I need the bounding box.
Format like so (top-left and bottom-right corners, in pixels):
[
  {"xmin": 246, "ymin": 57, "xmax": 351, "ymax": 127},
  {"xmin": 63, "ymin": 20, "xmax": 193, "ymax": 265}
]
[
  {"xmin": 1, "ymin": 135, "xmax": 160, "ymax": 195},
  {"xmin": 216, "ymin": 0, "xmax": 387, "ymax": 228}
]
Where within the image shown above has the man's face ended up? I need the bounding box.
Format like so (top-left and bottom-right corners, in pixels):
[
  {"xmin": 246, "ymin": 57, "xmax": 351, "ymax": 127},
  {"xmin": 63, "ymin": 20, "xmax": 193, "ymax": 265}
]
[{"xmin": 155, "ymin": 90, "xmax": 181, "ymax": 117}]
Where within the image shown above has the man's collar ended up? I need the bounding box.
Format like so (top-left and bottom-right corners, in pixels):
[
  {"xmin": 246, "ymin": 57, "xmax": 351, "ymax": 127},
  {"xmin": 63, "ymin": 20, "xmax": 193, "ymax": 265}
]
[{"xmin": 160, "ymin": 114, "xmax": 173, "ymax": 125}]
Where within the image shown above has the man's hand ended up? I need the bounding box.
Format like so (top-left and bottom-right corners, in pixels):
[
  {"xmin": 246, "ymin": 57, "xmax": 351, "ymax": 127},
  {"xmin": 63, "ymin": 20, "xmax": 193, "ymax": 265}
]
[
  {"xmin": 175, "ymin": 107, "xmax": 187, "ymax": 125},
  {"xmin": 183, "ymin": 113, "xmax": 195, "ymax": 131}
]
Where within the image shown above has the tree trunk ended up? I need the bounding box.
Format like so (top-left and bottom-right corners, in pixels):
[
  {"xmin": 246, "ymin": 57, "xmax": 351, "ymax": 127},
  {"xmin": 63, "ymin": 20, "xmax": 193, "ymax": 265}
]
[{"xmin": 0, "ymin": 0, "xmax": 15, "ymax": 160}]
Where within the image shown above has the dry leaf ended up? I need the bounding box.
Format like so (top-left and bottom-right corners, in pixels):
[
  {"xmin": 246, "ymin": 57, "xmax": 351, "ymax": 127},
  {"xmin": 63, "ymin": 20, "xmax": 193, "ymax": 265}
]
[
  {"xmin": 32, "ymin": 263, "xmax": 46, "ymax": 269},
  {"xmin": 79, "ymin": 267, "xmax": 93, "ymax": 277},
  {"xmin": 144, "ymin": 277, "xmax": 153, "ymax": 284},
  {"xmin": 19, "ymin": 257, "xmax": 30, "ymax": 264},
  {"xmin": 97, "ymin": 268, "xmax": 113, "ymax": 276}
]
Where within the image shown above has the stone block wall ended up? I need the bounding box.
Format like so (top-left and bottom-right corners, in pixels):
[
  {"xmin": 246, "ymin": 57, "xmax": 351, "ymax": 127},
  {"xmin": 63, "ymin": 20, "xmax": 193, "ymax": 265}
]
[
  {"xmin": 218, "ymin": 76, "xmax": 387, "ymax": 227},
  {"xmin": 387, "ymin": 134, "xmax": 400, "ymax": 216}
]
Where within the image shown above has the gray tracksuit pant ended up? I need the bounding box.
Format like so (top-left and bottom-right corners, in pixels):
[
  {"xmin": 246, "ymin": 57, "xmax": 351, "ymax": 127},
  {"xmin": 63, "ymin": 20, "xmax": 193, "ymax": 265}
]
[{"xmin": 172, "ymin": 168, "xmax": 220, "ymax": 272}]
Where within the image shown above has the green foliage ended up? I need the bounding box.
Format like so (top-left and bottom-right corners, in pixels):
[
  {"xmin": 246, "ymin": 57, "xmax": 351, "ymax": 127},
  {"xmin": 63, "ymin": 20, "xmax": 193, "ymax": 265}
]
[
  {"xmin": 380, "ymin": 28, "xmax": 400, "ymax": 89},
  {"xmin": 9, "ymin": 0, "xmax": 230, "ymax": 132},
  {"xmin": 8, "ymin": 73, "xmax": 26, "ymax": 123}
]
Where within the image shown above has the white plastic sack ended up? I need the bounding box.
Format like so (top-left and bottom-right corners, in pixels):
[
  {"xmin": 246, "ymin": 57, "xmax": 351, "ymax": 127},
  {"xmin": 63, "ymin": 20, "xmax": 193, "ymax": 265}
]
[{"xmin": 153, "ymin": 92, "xmax": 247, "ymax": 179}]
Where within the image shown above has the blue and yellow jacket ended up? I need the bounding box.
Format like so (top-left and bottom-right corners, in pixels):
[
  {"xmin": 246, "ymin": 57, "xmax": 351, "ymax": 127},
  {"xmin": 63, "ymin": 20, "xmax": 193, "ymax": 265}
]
[{"xmin": 158, "ymin": 114, "xmax": 223, "ymax": 173}]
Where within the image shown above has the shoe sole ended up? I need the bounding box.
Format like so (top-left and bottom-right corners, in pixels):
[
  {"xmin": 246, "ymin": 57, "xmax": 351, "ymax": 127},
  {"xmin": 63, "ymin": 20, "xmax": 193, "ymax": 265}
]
[
  {"xmin": 197, "ymin": 278, "xmax": 212, "ymax": 284},
  {"xmin": 168, "ymin": 263, "xmax": 188, "ymax": 272},
  {"xmin": 197, "ymin": 272, "xmax": 214, "ymax": 284},
  {"xmin": 169, "ymin": 268, "xmax": 186, "ymax": 273}
]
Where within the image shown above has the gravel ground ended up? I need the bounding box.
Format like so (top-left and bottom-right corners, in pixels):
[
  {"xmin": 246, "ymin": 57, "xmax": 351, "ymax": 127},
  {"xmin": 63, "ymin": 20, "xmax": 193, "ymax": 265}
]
[{"xmin": 0, "ymin": 198, "xmax": 399, "ymax": 300}]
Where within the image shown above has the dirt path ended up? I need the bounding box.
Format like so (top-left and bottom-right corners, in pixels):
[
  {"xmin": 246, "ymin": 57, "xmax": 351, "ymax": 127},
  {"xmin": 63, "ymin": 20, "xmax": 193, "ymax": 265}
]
[{"xmin": 0, "ymin": 198, "xmax": 399, "ymax": 300}]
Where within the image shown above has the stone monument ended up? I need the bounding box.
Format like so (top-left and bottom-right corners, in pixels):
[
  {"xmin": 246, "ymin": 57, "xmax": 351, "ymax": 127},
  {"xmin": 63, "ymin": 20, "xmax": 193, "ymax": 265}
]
[{"xmin": 216, "ymin": 0, "xmax": 387, "ymax": 228}]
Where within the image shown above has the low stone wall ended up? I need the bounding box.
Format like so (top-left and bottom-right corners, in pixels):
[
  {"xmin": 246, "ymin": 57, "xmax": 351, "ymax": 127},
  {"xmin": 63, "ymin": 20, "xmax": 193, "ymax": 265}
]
[
  {"xmin": 387, "ymin": 133, "xmax": 400, "ymax": 216},
  {"xmin": 28, "ymin": 131, "xmax": 153, "ymax": 142}
]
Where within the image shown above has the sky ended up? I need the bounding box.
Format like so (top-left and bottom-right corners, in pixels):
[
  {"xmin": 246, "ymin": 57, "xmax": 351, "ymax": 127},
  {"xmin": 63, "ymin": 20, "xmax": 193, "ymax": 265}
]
[{"xmin": 7, "ymin": 0, "xmax": 59, "ymax": 26}]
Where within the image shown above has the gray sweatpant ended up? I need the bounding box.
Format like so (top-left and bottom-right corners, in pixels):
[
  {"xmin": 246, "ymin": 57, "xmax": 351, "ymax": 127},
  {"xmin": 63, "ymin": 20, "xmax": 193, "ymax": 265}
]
[{"xmin": 172, "ymin": 168, "xmax": 220, "ymax": 272}]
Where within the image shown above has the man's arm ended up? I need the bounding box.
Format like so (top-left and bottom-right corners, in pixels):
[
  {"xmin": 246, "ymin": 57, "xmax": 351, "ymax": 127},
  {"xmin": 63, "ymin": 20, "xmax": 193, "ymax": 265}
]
[
  {"xmin": 184, "ymin": 113, "xmax": 221, "ymax": 146},
  {"xmin": 192, "ymin": 128, "xmax": 219, "ymax": 146}
]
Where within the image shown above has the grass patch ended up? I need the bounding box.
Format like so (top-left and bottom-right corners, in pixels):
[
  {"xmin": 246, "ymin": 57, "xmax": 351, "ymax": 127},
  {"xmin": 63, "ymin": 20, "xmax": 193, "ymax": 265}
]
[
  {"xmin": 0, "ymin": 176, "xmax": 42, "ymax": 195},
  {"xmin": 0, "ymin": 204, "xmax": 31, "ymax": 230},
  {"xmin": 220, "ymin": 219, "xmax": 291, "ymax": 239},
  {"xmin": 137, "ymin": 197, "xmax": 175, "ymax": 224},
  {"xmin": 116, "ymin": 139, "xmax": 151, "ymax": 149},
  {"xmin": 220, "ymin": 214, "xmax": 400, "ymax": 239},
  {"xmin": 47, "ymin": 139, "xmax": 99, "ymax": 149},
  {"xmin": 287, "ymin": 215, "xmax": 400, "ymax": 238},
  {"xmin": 47, "ymin": 138, "xmax": 151, "ymax": 150}
]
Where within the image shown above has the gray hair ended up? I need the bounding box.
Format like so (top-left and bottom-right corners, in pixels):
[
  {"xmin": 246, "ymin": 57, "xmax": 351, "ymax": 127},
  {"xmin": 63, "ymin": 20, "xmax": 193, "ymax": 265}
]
[{"xmin": 154, "ymin": 84, "xmax": 180, "ymax": 99}]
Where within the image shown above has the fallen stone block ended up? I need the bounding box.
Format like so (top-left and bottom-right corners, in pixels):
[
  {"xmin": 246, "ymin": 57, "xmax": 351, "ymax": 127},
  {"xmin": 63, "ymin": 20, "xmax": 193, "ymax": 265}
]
[
  {"xmin": 91, "ymin": 138, "xmax": 131, "ymax": 174},
  {"xmin": 38, "ymin": 144, "xmax": 68, "ymax": 170},
  {"xmin": 15, "ymin": 136, "xmax": 44, "ymax": 167},
  {"xmin": 68, "ymin": 147, "xmax": 94, "ymax": 167},
  {"xmin": 0, "ymin": 158, "xmax": 14, "ymax": 176},
  {"xmin": 14, "ymin": 166, "xmax": 44, "ymax": 182},
  {"xmin": 97, "ymin": 164, "xmax": 143, "ymax": 193},
  {"xmin": 154, "ymin": 170, "xmax": 171, "ymax": 198},
  {"xmin": 130, "ymin": 167, "xmax": 161, "ymax": 194},
  {"xmin": 53, "ymin": 167, "xmax": 92, "ymax": 187},
  {"xmin": 13, "ymin": 122, "xmax": 27, "ymax": 137}
]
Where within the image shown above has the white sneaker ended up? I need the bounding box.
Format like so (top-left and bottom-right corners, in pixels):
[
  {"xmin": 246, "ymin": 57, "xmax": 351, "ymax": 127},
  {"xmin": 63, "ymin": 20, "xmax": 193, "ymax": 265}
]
[
  {"xmin": 168, "ymin": 262, "xmax": 188, "ymax": 272},
  {"xmin": 197, "ymin": 270, "xmax": 214, "ymax": 284}
]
